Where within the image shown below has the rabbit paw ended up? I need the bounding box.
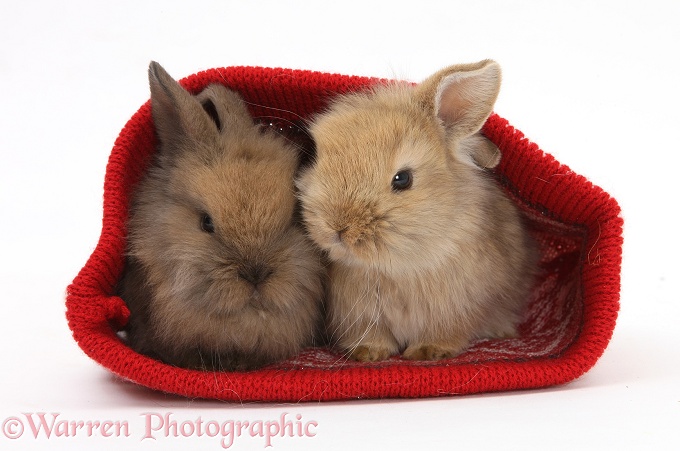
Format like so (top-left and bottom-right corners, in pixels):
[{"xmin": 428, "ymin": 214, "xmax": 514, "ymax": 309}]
[
  {"xmin": 402, "ymin": 343, "xmax": 464, "ymax": 361},
  {"xmin": 348, "ymin": 345, "xmax": 393, "ymax": 362}
]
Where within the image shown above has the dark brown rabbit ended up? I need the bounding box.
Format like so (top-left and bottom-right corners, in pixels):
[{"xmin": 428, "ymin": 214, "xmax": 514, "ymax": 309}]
[
  {"xmin": 297, "ymin": 60, "xmax": 538, "ymax": 362},
  {"xmin": 117, "ymin": 62, "xmax": 325, "ymax": 371}
]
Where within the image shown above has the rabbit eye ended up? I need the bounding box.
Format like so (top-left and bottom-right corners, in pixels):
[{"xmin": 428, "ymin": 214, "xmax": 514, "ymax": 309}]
[
  {"xmin": 391, "ymin": 170, "xmax": 413, "ymax": 191},
  {"xmin": 200, "ymin": 213, "xmax": 215, "ymax": 233}
]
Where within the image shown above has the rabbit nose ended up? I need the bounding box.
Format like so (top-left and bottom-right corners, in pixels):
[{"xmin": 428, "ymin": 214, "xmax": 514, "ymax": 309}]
[
  {"xmin": 335, "ymin": 226, "xmax": 349, "ymax": 243},
  {"xmin": 238, "ymin": 263, "xmax": 273, "ymax": 286}
]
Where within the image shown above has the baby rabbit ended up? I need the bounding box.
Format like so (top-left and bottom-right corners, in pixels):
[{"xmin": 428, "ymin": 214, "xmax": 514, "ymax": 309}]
[
  {"xmin": 117, "ymin": 62, "xmax": 325, "ymax": 371},
  {"xmin": 297, "ymin": 60, "xmax": 538, "ymax": 362}
]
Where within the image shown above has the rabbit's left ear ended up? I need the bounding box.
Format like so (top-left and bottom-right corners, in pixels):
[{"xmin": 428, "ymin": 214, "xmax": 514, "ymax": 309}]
[
  {"xmin": 195, "ymin": 84, "xmax": 255, "ymax": 135},
  {"xmin": 459, "ymin": 134, "xmax": 502, "ymax": 169},
  {"xmin": 416, "ymin": 59, "xmax": 501, "ymax": 140}
]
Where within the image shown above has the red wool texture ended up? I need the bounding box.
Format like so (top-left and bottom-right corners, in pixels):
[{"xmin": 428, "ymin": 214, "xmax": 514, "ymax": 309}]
[{"xmin": 66, "ymin": 66, "xmax": 623, "ymax": 402}]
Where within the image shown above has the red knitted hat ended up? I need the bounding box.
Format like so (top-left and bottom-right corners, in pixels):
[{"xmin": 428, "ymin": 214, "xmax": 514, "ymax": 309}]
[{"xmin": 66, "ymin": 66, "xmax": 623, "ymax": 402}]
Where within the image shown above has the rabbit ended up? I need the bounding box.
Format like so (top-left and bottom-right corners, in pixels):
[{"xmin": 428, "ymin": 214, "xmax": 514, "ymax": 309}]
[
  {"xmin": 296, "ymin": 60, "xmax": 538, "ymax": 362},
  {"xmin": 116, "ymin": 61, "xmax": 325, "ymax": 371}
]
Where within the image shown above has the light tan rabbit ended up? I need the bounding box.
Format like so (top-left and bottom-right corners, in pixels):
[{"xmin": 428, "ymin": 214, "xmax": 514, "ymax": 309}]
[
  {"xmin": 297, "ymin": 60, "xmax": 538, "ymax": 362},
  {"xmin": 117, "ymin": 62, "xmax": 325, "ymax": 371}
]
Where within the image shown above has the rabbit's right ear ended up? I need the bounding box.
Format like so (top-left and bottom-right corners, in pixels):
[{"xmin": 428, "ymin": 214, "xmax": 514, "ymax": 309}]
[{"xmin": 148, "ymin": 61, "xmax": 219, "ymax": 153}]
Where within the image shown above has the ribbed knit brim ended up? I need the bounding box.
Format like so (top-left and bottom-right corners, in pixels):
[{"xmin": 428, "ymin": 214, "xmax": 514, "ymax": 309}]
[{"xmin": 66, "ymin": 66, "xmax": 623, "ymax": 402}]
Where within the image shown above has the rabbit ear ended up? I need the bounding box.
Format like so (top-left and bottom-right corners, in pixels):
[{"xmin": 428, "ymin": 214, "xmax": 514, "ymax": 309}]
[
  {"xmin": 148, "ymin": 61, "xmax": 219, "ymax": 152},
  {"xmin": 417, "ymin": 60, "xmax": 501, "ymax": 140},
  {"xmin": 194, "ymin": 84, "xmax": 254, "ymax": 134},
  {"xmin": 459, "ymin": 134, "xmax": 502, "ymax": 169}
]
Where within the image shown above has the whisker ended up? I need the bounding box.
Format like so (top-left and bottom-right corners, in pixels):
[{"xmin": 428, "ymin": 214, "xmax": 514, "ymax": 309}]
[
  {"xmin": 242, "ymin": 99, "xmax": 309, "ymax": 123},
  {"xmin": 328, "ymin": 271, "xmax": 375, "ymax": 343},
  {"xmin": 330, "ymin": 271, "xmax": 383, "ymax": 367}
]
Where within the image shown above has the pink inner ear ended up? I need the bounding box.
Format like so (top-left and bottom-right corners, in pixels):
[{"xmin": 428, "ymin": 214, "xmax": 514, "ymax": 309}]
[
  {"xmin": 435, "ymin": 67, "xmax": 500, "ymax": 136},
  {"xmin": 436, "ymin": 75, "xmax": 474, "ymax": 124}
]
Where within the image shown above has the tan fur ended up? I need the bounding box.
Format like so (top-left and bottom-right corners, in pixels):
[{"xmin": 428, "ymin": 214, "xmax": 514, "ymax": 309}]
[
  {"xmin": 297, "ymin": 60, "xmax": 538, "ymax": 361},
  {"xmin": 117, "ymin": 62, "xmax": 325, "ymax": 371}
]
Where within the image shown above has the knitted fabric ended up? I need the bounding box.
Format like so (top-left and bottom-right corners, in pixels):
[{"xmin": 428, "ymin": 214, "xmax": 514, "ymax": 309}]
[{"xmin": 66, "ymin": 66, "xmax": 623, "ymax": 402}]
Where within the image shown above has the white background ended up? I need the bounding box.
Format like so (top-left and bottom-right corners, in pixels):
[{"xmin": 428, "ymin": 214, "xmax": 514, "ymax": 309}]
[{"xmin": 1, "ymin": 1, "xmax": 678, "ymax": 449}]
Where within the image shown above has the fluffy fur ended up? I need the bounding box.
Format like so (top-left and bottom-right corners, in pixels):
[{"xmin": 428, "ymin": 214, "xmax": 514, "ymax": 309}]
[
  {"xmin": 117, "ymin": 62, "xmax": 325, "ymax": 371},
  {"xmin": 297, "ymin": 60, "xmax": 538, "ymax": 362}
]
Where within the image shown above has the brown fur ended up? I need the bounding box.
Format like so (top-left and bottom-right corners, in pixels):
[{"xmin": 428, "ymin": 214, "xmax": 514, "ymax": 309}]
[
  {"xmin": 297, "ymin": 60, "xmax": 538, "ymax": 362},
  {"xmin": 117, "ymin": 62, "xmax": 325, "ymax": 371}
]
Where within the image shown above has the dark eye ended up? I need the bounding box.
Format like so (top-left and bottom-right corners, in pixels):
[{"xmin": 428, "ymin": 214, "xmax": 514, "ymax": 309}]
[
  {"xmin": 391, "ymin": 170, "xmax": 413, "ymax": 191},
  {"xmin": 200, "ymin": 213, "xmax": 215, "ymax": 233}
]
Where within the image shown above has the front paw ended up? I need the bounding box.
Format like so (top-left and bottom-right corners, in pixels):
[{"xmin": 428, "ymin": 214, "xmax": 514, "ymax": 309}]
[
  {"xmin": 348, "ymin": 345, "xmax": 394, "ymax": 362},
  {"xmin": 402, "ymin": 343, "xmax": 465, "ymax": 361}
]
